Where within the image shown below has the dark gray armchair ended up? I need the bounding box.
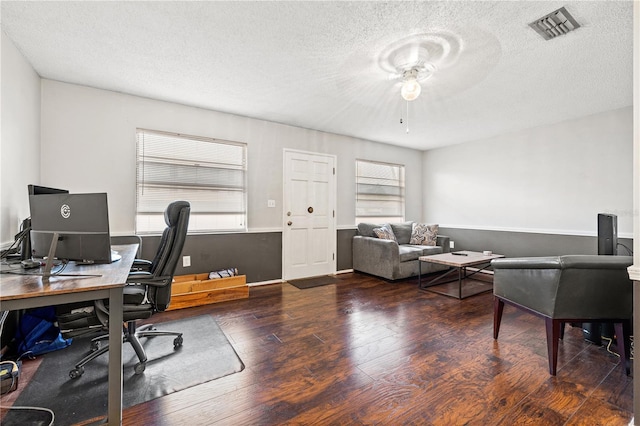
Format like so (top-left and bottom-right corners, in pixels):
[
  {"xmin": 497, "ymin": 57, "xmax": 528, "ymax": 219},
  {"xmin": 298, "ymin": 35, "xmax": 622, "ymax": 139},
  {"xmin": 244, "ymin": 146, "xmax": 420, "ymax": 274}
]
[{"xmin": 492, "ymin": 255, "xmax": 633, "ymax": 376}]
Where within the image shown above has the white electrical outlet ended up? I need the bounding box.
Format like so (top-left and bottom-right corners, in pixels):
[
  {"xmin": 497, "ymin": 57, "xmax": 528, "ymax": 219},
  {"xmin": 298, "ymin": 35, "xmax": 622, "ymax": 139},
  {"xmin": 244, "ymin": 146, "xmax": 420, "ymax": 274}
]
[
  {"xmin": 449, "ymin": 241, "xmax": 455, "ymax": 249},
  {"xmin": 267, "ymin": 199, "xmax": 276, "ymax": 208},
  {"xmin": 182, "ymin": 255, "xmax": 191, "ymax": 267}
]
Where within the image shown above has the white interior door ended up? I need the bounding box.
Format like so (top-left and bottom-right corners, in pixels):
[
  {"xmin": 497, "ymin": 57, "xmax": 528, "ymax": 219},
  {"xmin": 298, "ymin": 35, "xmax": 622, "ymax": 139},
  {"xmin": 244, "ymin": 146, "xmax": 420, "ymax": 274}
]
[{"xmin": 283, "ymin": 150, "xmax": 336, "ymax": 280}]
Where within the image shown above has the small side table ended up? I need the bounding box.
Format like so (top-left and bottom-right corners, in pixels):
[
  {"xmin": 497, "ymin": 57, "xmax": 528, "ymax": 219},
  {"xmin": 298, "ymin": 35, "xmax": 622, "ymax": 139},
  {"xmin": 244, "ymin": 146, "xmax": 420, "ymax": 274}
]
[{"xmin": 418, "ymin": 251, "xmax": 505, "ymax": 299}]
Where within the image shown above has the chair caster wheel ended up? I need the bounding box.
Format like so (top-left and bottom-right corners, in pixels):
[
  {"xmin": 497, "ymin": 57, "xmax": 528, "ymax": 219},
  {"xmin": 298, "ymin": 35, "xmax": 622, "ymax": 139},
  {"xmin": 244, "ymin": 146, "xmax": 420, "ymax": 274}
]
[
  {"xmin": 70, "ymin": 367, "xmax": 84, "ymax": 379},
  {"xmin": 134, "ymin": 362, "xmax": 146, "ymax": 375},
  {"xmin": 174, "ymin": 335, "xmax": 183, "ymax": 348},
  {"xmin": 90, "ymin": 341, "xmax": 100, "ymax": 351}
]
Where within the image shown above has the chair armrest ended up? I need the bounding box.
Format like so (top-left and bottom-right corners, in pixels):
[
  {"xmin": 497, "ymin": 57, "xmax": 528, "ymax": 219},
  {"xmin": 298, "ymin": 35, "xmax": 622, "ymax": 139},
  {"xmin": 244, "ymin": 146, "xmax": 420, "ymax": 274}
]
[
  {"xmin": 558, "ymin": 255, "xmax": 633, "ymax": 269},
  {"xmin": 130, "ymin": 259, "xmax": 152, "ymax": 271},
  {"xmin": 492, "ymin": 255, "xmax": 633, "ymax": 270},
  {"xmin": 492, "ymin": 257, "xmax": 562, "ymax": 270},
  {"xmin": 353, "ymin": 236, "xmax": 399, "ymax": 260},
  {"xmin": 127, "ymin": 271, "xmax": 172, "ymax": 287},
  {"xmin": 352, "ymin": 236, "xmax": 400, "ymax": 279}
]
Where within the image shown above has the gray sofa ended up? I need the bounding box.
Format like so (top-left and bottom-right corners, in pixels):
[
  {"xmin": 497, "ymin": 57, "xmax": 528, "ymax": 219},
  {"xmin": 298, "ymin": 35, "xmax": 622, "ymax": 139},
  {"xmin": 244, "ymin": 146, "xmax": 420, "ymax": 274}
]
[{"xmin": 352, "ymin": 222, "xmax": 450, "ymax": 280}]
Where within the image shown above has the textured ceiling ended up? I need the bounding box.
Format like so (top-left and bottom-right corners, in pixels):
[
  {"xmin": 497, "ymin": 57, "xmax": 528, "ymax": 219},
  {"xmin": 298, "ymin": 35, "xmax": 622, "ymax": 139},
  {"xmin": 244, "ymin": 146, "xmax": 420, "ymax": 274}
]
[{"xmin": 0, "ymin": 1, "xmax": 633, "ymax": 150}]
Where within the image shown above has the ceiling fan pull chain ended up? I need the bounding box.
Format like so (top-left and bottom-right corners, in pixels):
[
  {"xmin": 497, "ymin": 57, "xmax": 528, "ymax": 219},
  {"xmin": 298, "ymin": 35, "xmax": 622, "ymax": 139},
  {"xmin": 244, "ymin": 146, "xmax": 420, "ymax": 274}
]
[{"xmin": 406, "ymin": 100, "xmax": 410, "ymax": 134}]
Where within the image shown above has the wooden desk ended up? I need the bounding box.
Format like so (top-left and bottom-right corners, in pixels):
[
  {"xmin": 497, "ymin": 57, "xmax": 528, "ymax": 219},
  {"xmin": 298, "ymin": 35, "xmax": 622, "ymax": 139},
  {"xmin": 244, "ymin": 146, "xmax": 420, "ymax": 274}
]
[{"xmin": 0, "ymin": 243, "xmax": 138, "ymax": 425}]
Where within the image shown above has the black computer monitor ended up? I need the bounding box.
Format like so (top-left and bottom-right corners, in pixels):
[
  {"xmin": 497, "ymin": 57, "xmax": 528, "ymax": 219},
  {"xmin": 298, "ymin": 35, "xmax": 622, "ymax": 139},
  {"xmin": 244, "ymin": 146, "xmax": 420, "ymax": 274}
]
[
  {"xmin": 19, "ymin": 185, "xmax": 70, "ymax": 260},
  {"xmin": 28, "ymin": 192, "xmax": 115, "ymax": 265},
  {"xmin": 28, "ymin": 184, "xmax": 69, "ymax": 195}
]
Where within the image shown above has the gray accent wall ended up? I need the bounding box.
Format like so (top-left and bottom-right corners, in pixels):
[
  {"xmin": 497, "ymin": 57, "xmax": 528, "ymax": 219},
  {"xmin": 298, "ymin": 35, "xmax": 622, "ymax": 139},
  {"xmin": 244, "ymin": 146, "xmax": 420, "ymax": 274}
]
[
  {"xmin": 137, "ymin": 227, "xmax": 632, "ymax": 284},
  {"xmin": 141, "ymin": 232, "xmax": 282, "ymax": 284},
  {"xmin": 337, "ymin": 228, "xmax": 357, "ymax": 271},
  {"xmin": 439, "ymin": 227, "xmax": 633, "ymax": 258},
  {"xmin": 140, "ymin": 229, "xmax": 358, "ymax": 284}
]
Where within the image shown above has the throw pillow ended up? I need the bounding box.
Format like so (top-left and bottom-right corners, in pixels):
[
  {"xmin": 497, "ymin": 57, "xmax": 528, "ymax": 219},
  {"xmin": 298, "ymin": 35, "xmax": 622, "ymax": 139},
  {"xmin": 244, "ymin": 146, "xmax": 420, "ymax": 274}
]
[
  {"xmin": 373, "ymin": 224, "xmax": 397, "ymax": 242},
  {"xmin": 410, "ymin": 223, "xmax": 439, "ymax": 246},
  {"xmin": 390, "ymin": 222, "xmax": 413, "ymax": 245}
]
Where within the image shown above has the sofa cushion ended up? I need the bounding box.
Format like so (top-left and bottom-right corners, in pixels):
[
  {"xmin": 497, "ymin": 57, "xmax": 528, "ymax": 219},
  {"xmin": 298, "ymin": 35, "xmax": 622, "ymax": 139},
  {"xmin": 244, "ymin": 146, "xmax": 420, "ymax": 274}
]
[
  {"xmin": 390, "ymin": 222, "xmax": 413, "ymax": 245},
  {"xmin": 410, "ymin": 223, "xmax": 439, "ymax": 245},
  {"xmin": 399, "ymin": 245, "xmax": 424, "ymax": 262},
  {"xmin": 409, "ymin": 245, "xmax": 444, "ymax": 256},
  {"xmin": 357, "ymin": 222, "xmax": 380, "ymax": 237},
  {"xmin": 373, "ymin": 224, "xmax": 397, "ymax": 242}
]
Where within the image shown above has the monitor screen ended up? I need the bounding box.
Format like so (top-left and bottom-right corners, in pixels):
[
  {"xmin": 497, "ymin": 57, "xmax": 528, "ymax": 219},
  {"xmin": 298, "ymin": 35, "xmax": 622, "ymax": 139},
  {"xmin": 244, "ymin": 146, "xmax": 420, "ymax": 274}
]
[
  {"xmin": 29, "ymin": 193, "xmax": 113, "ymax": 264},
  {"xmin": 28, "ymin": 184, "xmax": 69, "ymax": 195}
]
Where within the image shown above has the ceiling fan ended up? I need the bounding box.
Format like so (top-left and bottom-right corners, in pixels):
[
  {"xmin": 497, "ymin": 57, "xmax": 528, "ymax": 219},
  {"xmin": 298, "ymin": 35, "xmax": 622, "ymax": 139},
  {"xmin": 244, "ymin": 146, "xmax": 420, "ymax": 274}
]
[
  {"xmin": 333, "ymin": 28, "xmax": 500, "ymax": 134},
  {"xmin": 378, "ymin": 33, "xmax": 455, "ymax": 102}
]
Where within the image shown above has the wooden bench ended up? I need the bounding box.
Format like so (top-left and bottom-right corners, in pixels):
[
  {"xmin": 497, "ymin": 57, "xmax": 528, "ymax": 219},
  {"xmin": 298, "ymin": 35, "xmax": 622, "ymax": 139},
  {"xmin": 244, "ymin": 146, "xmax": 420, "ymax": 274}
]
[{"xmin": 168, "ymin": 273, "xmax": 248, "ymax": 310}]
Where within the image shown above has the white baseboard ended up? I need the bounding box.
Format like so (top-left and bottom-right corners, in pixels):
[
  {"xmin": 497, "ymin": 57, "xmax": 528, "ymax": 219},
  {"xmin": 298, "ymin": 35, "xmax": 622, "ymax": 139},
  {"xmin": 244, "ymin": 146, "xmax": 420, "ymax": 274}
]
[{"xmin": 247, "ymin": 279, "xmax": 284, "ymax": 287}]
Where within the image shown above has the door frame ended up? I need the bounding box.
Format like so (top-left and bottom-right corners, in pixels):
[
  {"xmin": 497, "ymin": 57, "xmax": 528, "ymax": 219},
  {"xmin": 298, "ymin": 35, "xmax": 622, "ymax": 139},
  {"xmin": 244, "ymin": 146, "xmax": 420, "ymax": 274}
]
[{"xmin": 282, "ymin": 148, "xmax": 337, "ymax": 280}]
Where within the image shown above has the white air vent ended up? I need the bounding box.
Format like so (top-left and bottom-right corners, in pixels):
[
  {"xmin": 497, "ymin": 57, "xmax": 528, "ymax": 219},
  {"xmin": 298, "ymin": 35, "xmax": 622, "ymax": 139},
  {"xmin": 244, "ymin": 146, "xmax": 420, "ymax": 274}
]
[{"xmin": 529, "ymin": 7, "xmax": 580, "ymax": 40}]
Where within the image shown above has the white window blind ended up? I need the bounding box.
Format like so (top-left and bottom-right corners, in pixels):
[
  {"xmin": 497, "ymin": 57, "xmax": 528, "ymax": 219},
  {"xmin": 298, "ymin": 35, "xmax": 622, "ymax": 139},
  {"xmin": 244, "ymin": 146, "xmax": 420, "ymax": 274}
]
[
  {"xmin": 355, "ymin": 159, "xmax": 405, "ymax": 224},
  {"xmin": 136, "ymin": 129, "xmax": 247, "ymax": 234}
]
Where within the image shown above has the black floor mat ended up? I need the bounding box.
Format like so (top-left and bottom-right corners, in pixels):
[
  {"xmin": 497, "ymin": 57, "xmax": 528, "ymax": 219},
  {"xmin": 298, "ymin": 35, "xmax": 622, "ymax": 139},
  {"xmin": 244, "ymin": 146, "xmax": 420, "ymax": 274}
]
[
  {"xmin": 3, "ymin": 314, "xmax": 244, "ymax": 425},
  {"xmin": 288, "ymin": 275, "xmax": 340, "ymax": 289}
]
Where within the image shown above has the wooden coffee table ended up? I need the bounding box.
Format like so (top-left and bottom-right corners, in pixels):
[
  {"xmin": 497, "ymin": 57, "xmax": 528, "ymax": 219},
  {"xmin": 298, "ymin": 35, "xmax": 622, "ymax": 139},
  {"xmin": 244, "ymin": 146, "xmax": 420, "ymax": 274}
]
[{"xmin": 418, "ymin": 250, "xmax": 505, "ymax": 299}]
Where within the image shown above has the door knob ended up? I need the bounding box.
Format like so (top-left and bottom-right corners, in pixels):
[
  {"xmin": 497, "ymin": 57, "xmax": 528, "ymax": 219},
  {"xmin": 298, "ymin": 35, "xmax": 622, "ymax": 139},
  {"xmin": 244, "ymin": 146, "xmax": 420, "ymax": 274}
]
[
  {"xmin": 287, "ymin": 221, "xmax": 292, "ymax": 226},
  {"xmin": 308, "ymin": 206, "xmax": 313, "ymax": 213}
]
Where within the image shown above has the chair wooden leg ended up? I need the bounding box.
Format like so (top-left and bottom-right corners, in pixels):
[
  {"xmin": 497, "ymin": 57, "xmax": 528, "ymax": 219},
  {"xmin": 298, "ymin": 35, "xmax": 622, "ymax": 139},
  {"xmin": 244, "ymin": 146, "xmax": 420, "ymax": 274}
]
[
  {"xmin": 614, "ymin": 321, "xmax": 632, "ymax": 376},
  {"xmin": 493, "ymin": 297, "xmax": 504, "ymax": 339},
  {"xmin": 559, "ymin": 322, "xmax": 565, "ymax": 340},
  {"xmin": 545, "ymin": 318, "xmax": 562, "ymax": 375}
]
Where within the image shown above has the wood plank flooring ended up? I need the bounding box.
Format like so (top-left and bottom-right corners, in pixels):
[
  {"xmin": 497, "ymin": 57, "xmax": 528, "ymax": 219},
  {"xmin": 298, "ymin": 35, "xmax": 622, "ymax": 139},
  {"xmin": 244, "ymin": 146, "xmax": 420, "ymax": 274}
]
[
  {"xmin": 119, "ymin": 272, "xmax": 633, "ymax": 425},
  {"xmin": 3, "ymin": 272, "xmax": 630, "ymax": 425}
]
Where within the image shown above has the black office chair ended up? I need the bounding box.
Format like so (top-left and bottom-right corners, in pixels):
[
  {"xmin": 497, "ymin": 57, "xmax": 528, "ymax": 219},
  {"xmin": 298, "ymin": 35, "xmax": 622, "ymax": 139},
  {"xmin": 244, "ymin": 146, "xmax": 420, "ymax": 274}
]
[{"xmin": 69, "ymin": 200, "xmax": 190, "ymax": 378}]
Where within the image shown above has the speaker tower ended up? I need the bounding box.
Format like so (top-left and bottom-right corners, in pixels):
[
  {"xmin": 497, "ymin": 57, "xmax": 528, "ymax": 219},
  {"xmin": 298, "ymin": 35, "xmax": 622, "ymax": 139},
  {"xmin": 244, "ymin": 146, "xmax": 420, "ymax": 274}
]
[
  {"xmin": 584, "ymin": 213, "xmax": 618, "ymax": 345},
  {"xmin": 597, "ymin": 213, "xmax": 617, "ymax": 256}
]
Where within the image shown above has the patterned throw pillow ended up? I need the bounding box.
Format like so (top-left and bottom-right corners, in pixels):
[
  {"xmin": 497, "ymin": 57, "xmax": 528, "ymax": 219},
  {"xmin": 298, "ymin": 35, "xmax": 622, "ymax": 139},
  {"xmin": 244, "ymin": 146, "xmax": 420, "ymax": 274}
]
[
  {"xmin": 373, "ymin": 224, "xmax": 397, "ymax": 242},
  {"xmin": 410, "ymin": 223, "xmax": 439, "ymax": 246}
]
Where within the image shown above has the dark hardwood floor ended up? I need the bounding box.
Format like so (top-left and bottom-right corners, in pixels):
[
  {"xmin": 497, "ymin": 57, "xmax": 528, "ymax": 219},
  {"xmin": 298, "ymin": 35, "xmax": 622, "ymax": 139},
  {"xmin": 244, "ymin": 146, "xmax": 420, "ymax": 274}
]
[
  {"xmin": 2, "ymin": 272, "xmax": 630, "ymax": 424},
  {"xmin": 118, "ymin": 272, "xmax": 633, "ymax": 425}
]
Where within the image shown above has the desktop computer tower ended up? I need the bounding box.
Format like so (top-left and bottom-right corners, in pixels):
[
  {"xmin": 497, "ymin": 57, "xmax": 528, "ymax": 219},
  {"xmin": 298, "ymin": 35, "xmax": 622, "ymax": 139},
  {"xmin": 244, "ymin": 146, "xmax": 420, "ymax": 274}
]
[{"xmin": 19, "ymin": 218, "xmax": 31, "ymax": 261}]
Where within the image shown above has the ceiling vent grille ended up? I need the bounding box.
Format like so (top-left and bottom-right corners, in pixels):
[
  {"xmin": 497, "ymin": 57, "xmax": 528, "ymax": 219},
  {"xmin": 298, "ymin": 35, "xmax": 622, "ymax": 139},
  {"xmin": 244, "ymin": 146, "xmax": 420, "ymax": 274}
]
[{"xmin": 529, "ymin": 7, "xmax": 580, "ymax": 40}]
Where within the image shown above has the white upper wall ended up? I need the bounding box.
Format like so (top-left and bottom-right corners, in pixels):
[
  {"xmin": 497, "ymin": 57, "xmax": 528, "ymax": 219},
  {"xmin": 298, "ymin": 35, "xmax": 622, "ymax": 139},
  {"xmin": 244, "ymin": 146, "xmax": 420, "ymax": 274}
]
[
  {"xmin": 40, "ymin": 79, "xmax": 424, "ymax": 234},
  {"xmin": 422, "ymin": 107, "xmax": 633, "ymax": 237},
  {"xmin": 1, "ymin": 31, "xmax": 41, "ymax": 245}
]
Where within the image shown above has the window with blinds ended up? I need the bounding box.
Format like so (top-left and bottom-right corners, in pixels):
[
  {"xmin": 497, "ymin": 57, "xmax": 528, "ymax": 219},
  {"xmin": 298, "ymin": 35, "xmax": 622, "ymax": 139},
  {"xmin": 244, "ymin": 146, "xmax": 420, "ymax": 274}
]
[
  {"xmin": 136, "ymin": 129, "xmax": 247, "ymax": 234},
  {"xmin": 355, "ymin": 159, "xmax": 405, "ymax": 224}
]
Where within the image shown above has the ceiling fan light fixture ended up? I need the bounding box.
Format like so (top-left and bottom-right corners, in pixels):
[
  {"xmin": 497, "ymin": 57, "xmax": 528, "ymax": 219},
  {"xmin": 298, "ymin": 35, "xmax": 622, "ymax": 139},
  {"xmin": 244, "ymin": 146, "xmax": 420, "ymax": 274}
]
[
  {"xmin": 400, "ymin": 68, "xmax": 422, "ymax": 101},
  {"xmin": 401, "ymin": 78, "xmax": 421, "ymax": 101}
]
